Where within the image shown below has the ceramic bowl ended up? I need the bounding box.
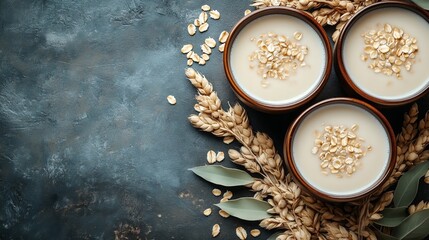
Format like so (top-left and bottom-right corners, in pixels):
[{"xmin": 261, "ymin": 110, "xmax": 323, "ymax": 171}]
[
  {"xmin": 334, "ymin": 1, "xmax": 429, "ymax": 106},
  {"xmin": 224, "ymin": 7, "xmax": 332, "ymax": 113}
]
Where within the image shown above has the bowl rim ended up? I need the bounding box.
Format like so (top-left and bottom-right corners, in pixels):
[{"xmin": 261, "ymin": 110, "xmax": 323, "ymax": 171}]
[
  {"xmin": 283, "ymin": 97, "xmax": 397, "ymax": 202},
  {"xmin": 334, "ymin": 0, "xmax": 429, "ymax": 106},
  {"xmin": 223, "ymin": 6, "xmax": 332, "ymax": 113}
]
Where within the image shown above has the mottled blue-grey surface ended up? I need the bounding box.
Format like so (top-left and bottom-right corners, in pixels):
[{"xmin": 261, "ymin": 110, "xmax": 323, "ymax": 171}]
[{"xmin": 0, "ymin": 0, "xmax": 428, "ymax": 239}]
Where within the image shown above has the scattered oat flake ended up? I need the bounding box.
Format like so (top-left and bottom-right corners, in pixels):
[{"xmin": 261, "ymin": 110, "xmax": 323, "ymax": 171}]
[
  {"xmin": 203, "ymin": 208, "xmax": 212, "ymax": 216},
  {"xmin": 205, "ymin": 37, "xmax": 217, "ymax": 48},
  {"xmin": 188, "ymin": 24, "xmax": 196, "ymax": 36},
  {"xmin": 250, "ymin": 229, "xmax": 261, "ymax": 237},
  {"xmin": 202, "ymin": 53, "xmax": 210, "ymax": 61},
  {"xmin": 181, "ymin": 44, "xmax": 193, "ymax": 54},
  {"xmin": 294, "ymin": 32, "xmax": 303, "ymax": 40},
  {"xmin": 218, "ymin": 209, "xmax": 230, "ymax": 218},
  {"xmin": 198, "ymin": 58, "xmax": 206, "ymax": 66},
  {"xmin": 311, "ymin": 146, "xmax": 318, "ymax": 154},
  {"xmin": 199, "ymin": 22, "xmax": 209, "ymax": 32},
  {"xmin": 244, "ymin": 9, "xmax": 252, "ymax": 16},
  {"xmin": 191, "ymin": 53, "xmax": 201, "ymax": 63},
  {"xmin": 216, "ymin": 151, "xmax": 224, "ymax": 162},
  {"xmin": 218, "ymin": 43, "xmax": 225, "ymax": 52},
  {"xmin": 201, "ymin": 4, "xmax": 210, "ymax": 11},
  {"xmin": 199, "ymin": 12, "xmax": 208, "ymax": 24},
  {"xmin": 223, "ymin": 190, "xmax": 232, "ymax": 199},
  {"xmin": 212, "ymin": 224, "xmax": 220, "ymax": 237},
  {"xmin": 220, "ymin": 197, "xmax": 228, "ymax": 203},
  {"xmin": 167, "ymin": 95, "xmax": 176, "ymax": 105},
  {"xmin": 194, "ymin": 19, "xmax": 201, "ymax": 27},
  {"xmin": 384, "ymin": 23, "xmax": 392, "ymax": 33},
  {"xmin": 186, "ymin": 50, "xmax": 194, "ymax": 59},
  {"xmin": 236, "ymin": 227, "xmax": 247, "ymax": 240},
  {"xmin": 209, "ymin": 10, "xmax": 220, "ymax": 20},
  {"xmin": 207, "ymin": 150, "xmax": 216, "ymax": 164},
  {"xmin": 223, "ymin": 136, "xmax": 234, "ymax": 144},
  {"xmin": 219, "ymin": 31, "xmax": 229, "ymax": 43},
  {"xmin": 201, "ymin": 44, "xmax": 212, "ymax": 55},
  {"xmin": 212, "ymin": 188, "xmax": 222, "ymax": 196},
  {"xmin": 187, "ymin": 59, "xmax": 193, "ymax": 66}
]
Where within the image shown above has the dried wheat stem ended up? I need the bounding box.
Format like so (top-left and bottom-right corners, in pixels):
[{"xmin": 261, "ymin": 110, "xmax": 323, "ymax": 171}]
[{"xmin": 252, "ymin": 0, "xmax": 381, "ymax": 41}]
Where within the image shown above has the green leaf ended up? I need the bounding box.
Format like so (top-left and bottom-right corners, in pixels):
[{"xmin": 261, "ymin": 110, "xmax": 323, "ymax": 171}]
[
  {"xmin": 394, "ymin": 161, "xmax": 429, "ymax": 207},
  {"xmin": 215, "ymin": 197, "xmax": 272, "ymax": 221},
  {"xmin": 375, "ymin": 207, "xmax": 408, "ymax": 227},
  {"xmin": 411, "ymin": 0, "xmax": 429, "ymax": 10},
  {"xmin": 267, "ymin": 231, "xmax": 284, "ymax": 240},
  {"xmin": 189, "ymin": 165, "xmax": 254, "ymax": 187},
  {"xmin": 373, "ymin": 227, "xmax": 400, "ymax": 240},
  {"xmin": 392, "ymin": 209, "xmax": 429, "ymax": 240}
]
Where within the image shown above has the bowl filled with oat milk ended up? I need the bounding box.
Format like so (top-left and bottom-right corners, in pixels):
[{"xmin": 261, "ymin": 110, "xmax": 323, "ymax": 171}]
[
  {"xmin": 334, "ymin": 1, "xmax": 429, "ymax": 106},
  {"xmin": 284, "ymin": 98, "xmax": 396, "ymax": 202},
  {"xmin": 224, "ymin": 7, "xmax": 332, "ymax": 113}
]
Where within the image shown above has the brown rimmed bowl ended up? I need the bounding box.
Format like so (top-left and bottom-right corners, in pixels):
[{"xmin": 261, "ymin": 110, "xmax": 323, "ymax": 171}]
[
  {"xmin": 283, "ymin": 98, "xmax": 396, "ymax": 202},
  {"xmin": 223, "ymin": 7, "xmax": 332, "ymax": 113},
  {"xmin": 334, "ymin": 1, "xmax": 429, "ymax": 107}
]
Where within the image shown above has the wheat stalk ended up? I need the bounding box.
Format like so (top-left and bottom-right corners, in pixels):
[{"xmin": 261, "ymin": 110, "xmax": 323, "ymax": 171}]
[
  {"xmin": 408, "ymin": 201, "xmax": 429, "ymax": 214},
  {"xmin": 251, "ymin": 0, "xmax": 380, "ymax": 42}
]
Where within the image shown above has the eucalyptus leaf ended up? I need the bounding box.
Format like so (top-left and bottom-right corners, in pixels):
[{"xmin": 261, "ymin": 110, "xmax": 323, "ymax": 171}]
[
  {"xmin": 411, "ymin": 0, "xmax": 429, "ymax": 10},
  {"xmin": 267, "ymin": 231, "xmax": 284, "ymax": 240},
  {"xmin": 375, "ymin": 207, "xmax": 408, "ymax": 227},
  {"xmin": 373, "ymin": 227, "xmax": 400, "ymax": 240},
  {"xmin": 214, "ymin": 197, "xmax": 271, "ymax": 221},
  {"xmin": 189, "ymin": 165, "xmax": 254, "ymax": 187},
  {"xmin": 393, "ymin": 161, "xmax": 429, "ymax": 207},
  {"xmin": 392, "ymin": 209, "xmax": 429, "ymax": 240}
]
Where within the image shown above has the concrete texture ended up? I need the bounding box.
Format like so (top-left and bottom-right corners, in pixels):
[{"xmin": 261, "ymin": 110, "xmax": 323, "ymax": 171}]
[{"xmin": 0, "ymin": 0, "xmax": 427, "ymax": 239}]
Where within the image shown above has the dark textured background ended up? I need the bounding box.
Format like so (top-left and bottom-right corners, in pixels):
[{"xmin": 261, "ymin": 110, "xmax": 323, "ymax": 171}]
[{"xmin": 0, "ymin": 0, "xmax": 428, "ymax": 239}]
